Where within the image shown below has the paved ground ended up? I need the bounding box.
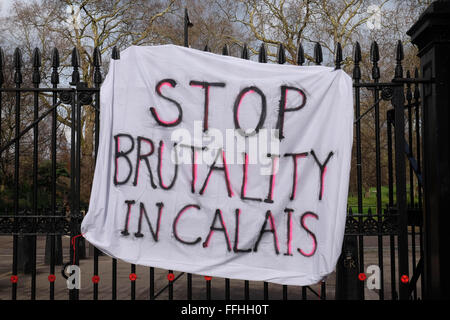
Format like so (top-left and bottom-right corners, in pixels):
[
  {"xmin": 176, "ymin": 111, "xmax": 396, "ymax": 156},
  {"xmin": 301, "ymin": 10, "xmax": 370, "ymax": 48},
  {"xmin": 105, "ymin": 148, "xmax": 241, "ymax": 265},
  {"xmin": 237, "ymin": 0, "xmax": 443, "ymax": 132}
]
[{"xmin": 0, "ymin": 236, "xmax": 421, "ymax": 300}]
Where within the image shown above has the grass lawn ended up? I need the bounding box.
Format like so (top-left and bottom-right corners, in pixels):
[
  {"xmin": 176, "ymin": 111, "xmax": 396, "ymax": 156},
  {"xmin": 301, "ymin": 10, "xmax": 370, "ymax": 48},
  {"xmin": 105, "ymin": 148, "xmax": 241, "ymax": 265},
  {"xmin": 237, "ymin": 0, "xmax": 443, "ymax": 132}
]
[{"xmin": 347, "ymin": 185, "xmax": 419, "ymax": 213}]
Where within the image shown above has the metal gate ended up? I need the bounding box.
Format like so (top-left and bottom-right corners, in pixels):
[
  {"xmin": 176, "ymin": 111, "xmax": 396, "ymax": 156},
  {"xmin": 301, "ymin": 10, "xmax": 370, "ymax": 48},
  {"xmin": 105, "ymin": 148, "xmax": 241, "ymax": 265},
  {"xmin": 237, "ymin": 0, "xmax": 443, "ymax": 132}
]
[{"xmin": 0, "ymin": 12, "xmax": 427, "ymax": 301}]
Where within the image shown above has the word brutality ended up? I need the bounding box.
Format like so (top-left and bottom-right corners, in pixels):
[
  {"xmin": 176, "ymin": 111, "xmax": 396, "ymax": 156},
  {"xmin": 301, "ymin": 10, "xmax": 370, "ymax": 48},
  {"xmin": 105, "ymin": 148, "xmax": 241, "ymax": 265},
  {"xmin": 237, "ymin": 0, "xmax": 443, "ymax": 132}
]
[{"xmin": 114, "ymin": 78, "xmax": 335, "ymax": 257}]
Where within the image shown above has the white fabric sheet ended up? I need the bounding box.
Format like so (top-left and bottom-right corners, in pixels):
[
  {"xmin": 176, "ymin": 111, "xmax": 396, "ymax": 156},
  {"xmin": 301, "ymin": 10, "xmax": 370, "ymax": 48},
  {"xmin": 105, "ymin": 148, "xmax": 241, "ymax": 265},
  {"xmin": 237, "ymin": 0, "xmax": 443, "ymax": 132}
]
[{"xmin": 81, "ymin": 44, "xmax": 353, "ymax": 286}]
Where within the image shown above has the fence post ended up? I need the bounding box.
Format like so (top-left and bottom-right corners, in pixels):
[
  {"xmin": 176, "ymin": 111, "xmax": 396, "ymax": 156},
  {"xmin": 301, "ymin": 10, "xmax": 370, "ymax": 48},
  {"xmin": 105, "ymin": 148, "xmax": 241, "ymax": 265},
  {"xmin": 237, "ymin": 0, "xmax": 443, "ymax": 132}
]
[
  {"xmin": 407, "ymin": 0, "xmax": 450, "ymax": 299},
  {"xmin": 335, "ymin": 235, "xmax": 360, "ymax": 299}
]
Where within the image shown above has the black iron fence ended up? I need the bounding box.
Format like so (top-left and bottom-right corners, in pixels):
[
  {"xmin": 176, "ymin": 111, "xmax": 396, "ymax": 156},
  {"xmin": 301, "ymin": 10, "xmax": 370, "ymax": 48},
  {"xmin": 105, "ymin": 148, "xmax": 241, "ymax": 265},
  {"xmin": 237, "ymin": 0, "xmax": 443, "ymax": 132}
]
[{"xmin": 0, "ymin": 10, "xmax": 427, "ymax": 300}]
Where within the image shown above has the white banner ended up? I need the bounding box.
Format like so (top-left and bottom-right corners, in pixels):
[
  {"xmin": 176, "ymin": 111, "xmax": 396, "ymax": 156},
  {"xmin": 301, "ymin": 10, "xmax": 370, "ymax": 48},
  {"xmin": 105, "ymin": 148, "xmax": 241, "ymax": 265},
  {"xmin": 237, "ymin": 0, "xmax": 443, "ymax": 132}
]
[{"xmin": 81, "ymin": 44, "xmax": 353, "ymax": 286}]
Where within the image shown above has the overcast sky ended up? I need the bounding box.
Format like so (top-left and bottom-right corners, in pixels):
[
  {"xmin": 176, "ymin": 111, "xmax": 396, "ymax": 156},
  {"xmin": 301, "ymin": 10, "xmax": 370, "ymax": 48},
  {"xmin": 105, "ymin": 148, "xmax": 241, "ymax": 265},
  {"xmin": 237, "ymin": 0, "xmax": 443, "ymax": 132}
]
[{"xmin": 0, "ymin": 0, "xmax": 13, "ymax": 16}]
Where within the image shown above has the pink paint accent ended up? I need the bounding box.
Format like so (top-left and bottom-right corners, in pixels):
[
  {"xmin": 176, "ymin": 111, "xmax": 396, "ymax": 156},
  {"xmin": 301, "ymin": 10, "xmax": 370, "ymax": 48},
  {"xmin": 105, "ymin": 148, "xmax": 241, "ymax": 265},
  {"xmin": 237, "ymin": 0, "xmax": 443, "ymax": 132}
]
[
  {"xmin": 321, "ymin": 166, "xmax": 327, "ymax": 200},
  {"xmin": 192, "ymin": 150, "xmax": 198, "ymax": 191},
  {"xmin": 268, "ymin": 212, "xmax": 280, "ymax": 253},
  {"xmin": 204, "ymin": 230, "xmax": 214, "ymax": 247},
  {"xmin": 205, "ymin": 85, "xmax": 210, "ymax": 130},
  {"xmin": 136, "ymin": 163, "xmax": 140, "ymax": 185},
  {"xmin": 235, "ymin": 209, "xmax": 241, "ymax": 247},
  {"xmin": 269, "ymin": 156, "xmax": 279, "ymax": 201},
  {"xmin": 201, "ymin": 168, "xmax": 213, "ymax": 194},
  {"xmin": 126, "ymin": 203, "xmax": 133, "ymax": 233},
  {"xmin": 204, "ymin": 210, "xmax": 231, "ymax": 249},
  {"xmin": 153, "ymin": 81, "xmax": 178, "ymax": 125},
  {"xmin": 116, "ymin": 137, "xmax": 120, "ymax": 181},
  {"xmin": 292, "ymin": 154, "xmax": 307, "ymax": 200},
  {"xmin": 287, "ymin": 212, "xmax": 293, "ymax": 255},
  {"xmin": 284, "ymin": 88, "xmax": 305, "ymax": 110},
  {"xmin": 236, "ymin": 89, "xmax": 255, "ymax": 125},
  {"xmin": 135, "ymin": 139, "xmax": 154, "ymax": 186},
  {"xmin": 155, "ymin": 206, "xmax": 163, "ymax": 239},
  {"xmin": 222, "ymin": 150, "xmax": 234, "ymax": 197},
  {"xmin": 219, "ymin": 209, "xmax": 232, "ymax": 249},
  {"xmin": 159, "ymin": 142, "xmax": 169, "ymax": 189},
  {"xmin": 243, "ymin": 153, "xmax": 249, "ymax": 196},
  {"xmin": 152, "ymin": 106, "xmax": 179, "ymax": 126},
  {"xmin": 299, "ymin": 213, "xmax": 317, "ymax": 257}
]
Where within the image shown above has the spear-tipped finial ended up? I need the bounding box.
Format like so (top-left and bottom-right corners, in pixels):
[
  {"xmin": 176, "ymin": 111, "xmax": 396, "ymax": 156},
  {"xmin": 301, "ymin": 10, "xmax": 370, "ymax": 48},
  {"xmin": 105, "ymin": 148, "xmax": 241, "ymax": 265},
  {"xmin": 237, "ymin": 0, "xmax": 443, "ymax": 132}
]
[
  {"xmin": 70, "ymin": 47, "xmax": 80, "ymax": 85},
  {"xmin": 32, "ymin": 48, "xmax": 41, "ymax": 85},
  {"xmin": 370, "ymin": 41, "xmax": 379, "ymax": 63},
  {"xmin": 51, "ymin": 47, "xmax": 60, "ymax": 68},
  {"xmin": 93, "ymin": 47, "xmax": 102, "ymax": 67},
  {"xmin": 314, "ymin": 42, "xmax": 323, "ymax": 65},
  {"xmin": 112, "ymin": 46, "xmax": 120, "ymax": 60},
  {"xmin": 277, "ymin": 43, "xmax": 286, "ymax": 64},
  {"xmin": 258, "ymin": 43, "xmax": 267, "ymax": 63},
  {"xmin": 241, "ymin": 43, "xmax": 249, "ymax": 60},
  {"xmin": 335, "ymin": 42, "xmax": 342, "ymax": 70},
  {"xmin": 14, "ymin": 47, "xmax": 23, "ymax": 85},
  {"xmin": 32, "ymin": 48, "xmax": 41, "ymax": 68},
  {"xmin": 296, "ymin": 43, "xmax": 305, "ymax": 66},
  {"xmin": 51, "ymin": 48, "xmax": 60, "ymax": 85},
  {"xmin": 222, "ymin": 44, "xmax": 229, "ymax": 56},
  {"xmin": 93, "ymin": 47, "xmax": 102, "ymax": 85},
  {"xmin": 370, "ymin": 41, "xmax": 380, "ymax": 80},
  {"xmin": 71, "ymin": 47, "xmax": 80, "ymax": 67},
  {"xmin": 353, "ymin": 42, "xmax": 361, "ymax": 80},
  {"xmin": 395, "ymin": 40, "xmax": 404, "ymax": 78}
]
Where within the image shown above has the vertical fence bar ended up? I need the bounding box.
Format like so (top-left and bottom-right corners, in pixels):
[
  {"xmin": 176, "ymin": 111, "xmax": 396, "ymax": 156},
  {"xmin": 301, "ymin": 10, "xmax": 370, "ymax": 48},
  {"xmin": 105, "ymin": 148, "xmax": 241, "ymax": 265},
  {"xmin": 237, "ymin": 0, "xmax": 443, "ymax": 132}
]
[
  {"xmin": 187, "ymin": 273, "xmax": 192, "ymax": 300},
  {"xmin": 12, "ymin": 47, "xmax": 22, "ymax": 300},
  {"xmin": 50, "ymin": 47, "xmax": 59, "ymax": 300},
  {"xmin": 131, "ymin": 264, "xmax": 136, "ymax": 300},
  {"xmin": 387, "ymin": 110, "xmax": 397, "ymax": 300},
  {"xmin": 69, "ymin": 47, "xmax": 80, "ymax": 300},
  {"xmin": 31, "ymin": 47, "xmax": 41, "ymax": 300},
  {"xmin": 111, "ymin": 46, "xmax": 120, "ymax": 301},
  {"xmin": 206, "ymin": 277, "xmax": 211, "ymax": 300},
  {"xmin": 406, "ymin": 70, "xmax": 417, "ymax": 300},
  {"xmin": 150, "ymin": 267, "xmax": 155, "ymax": 300},
  {"xmin": 413, "ymin": 68, "xmax": 424, "ymax": 297},
  {"xmin": 93, "ymin": 46, "xmax": 102, "ymax": 301},
  {"xmin": 112, "ymin": 258, "xmax": 117, "ymax": 300},
  {"xmin": 168, "ymin": 270, "xmax": 174, "ymax": 300},
  {"xmin": 320, "ymin": 281, "xmax": 326, "ymax": 300},
  {"xmin": 393, "ymin": 41, "xmax": 409, "ymax": 300},
  {"xmin": 225, "ymin": 278, "xmax": 230, "ymax": 300},
  {"xmin": 244, "ymin": 280, "xmax": 249, "ymax": 300},
  {"xmin": 370, "ymin": 41, "xmax": 384, "ymax": 300},
  {"xmin": 353, "ymin": 42, "xmax": 364, "ymax": 300},
  {"xmin": 263, "ymin": 282, "xmax": 268, "ymax": 300},
  {"xmin": 69, "ymin": 85, "xmax": 76, "ymax": 300}
]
